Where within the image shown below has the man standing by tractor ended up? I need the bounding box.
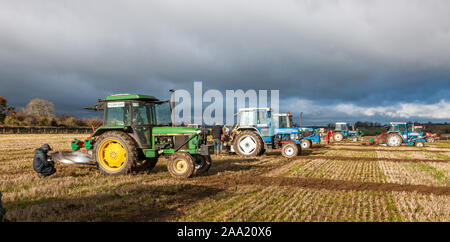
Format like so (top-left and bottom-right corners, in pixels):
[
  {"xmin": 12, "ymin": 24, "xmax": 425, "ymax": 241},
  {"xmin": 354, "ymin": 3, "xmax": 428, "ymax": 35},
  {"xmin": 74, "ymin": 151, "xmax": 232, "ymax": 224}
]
[
  {"xmin": 326, "ymin": 130, "xmax": 333, "ymax": 144},
  {"xmin": 33, "ymin": 144, "xmax": 56, "ymax": 177},
  {"xmin": 212, "ymin": 123, "xmax": 223, "ymax": 156}
]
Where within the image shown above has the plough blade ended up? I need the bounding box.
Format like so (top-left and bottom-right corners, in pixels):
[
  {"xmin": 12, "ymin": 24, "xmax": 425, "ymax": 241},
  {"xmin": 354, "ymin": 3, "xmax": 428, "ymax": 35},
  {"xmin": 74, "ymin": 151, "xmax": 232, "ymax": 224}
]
[{"xmin": 51, "ymin": 151, "xmax": 96, "ymax": 165}]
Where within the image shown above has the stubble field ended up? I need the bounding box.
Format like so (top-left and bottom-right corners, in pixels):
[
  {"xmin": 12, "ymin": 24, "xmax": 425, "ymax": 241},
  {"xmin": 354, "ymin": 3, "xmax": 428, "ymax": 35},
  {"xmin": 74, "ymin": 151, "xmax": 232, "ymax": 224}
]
[{"xmin": 1, "ymin": 134, "xmax": 449, "ymax": 222}]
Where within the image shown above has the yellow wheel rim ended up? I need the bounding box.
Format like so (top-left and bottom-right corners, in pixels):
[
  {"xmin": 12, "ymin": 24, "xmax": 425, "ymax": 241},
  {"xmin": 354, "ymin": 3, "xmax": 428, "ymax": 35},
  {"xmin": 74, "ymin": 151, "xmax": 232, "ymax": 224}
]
[
  {"xmin": 173, "ymin": 158, "xmax": 187, "ymax": 173},
  {"xmin": 98, "ymin": 139, "xmax": 127, "ymax": 171}
]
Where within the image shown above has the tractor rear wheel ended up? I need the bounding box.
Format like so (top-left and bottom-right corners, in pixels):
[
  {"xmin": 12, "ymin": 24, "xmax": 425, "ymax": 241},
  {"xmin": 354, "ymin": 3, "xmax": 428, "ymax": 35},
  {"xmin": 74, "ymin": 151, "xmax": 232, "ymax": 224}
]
[
  {"xmin": 193, "ymin": 154, "xmax": 212, "ymax": 174},
  {"xmin": 281, "ymin": 143, "xmax": 300, "ymax": 158},
  {"xmin": 415, "ymin": 141, "xmax": 425, "ymax": 147},
  {"xmin": 167, "ymin": 152, "xmax": 195, "ymax": 178},
  {"xmin": 233, "ymin": 131, "xmax": 263, "ymax": 157},
  {"xmin": 94, "ymin": 131, "xmax": 138, "ymax": 175},
  {"xmin": 387, "ymin": 133, "xmax": 402, "ymax": 147},
  {"xmin": 300, "ymin": 139, "xmax": 311, "ymax": 149},
  {"xmin": 333, "ymin": 132, "xmax": 344, "ymax": 142}
]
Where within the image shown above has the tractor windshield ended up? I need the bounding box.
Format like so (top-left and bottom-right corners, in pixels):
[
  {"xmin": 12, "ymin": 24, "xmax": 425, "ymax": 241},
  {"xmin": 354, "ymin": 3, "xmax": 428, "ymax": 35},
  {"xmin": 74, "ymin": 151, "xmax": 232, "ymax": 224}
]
[
  {"xmin": 239, "ymin": 110, "xmax": 269, "ymax": 126},
  {"xmin": 105, "ymin": 101, "xmax": 131, "ymax": 126},
  {"xmin": 335, "ymin": 123, "xmax": 348, "ymax": 131},
  {"xmin": 132, "ymin": 102, "xmax": 151, "ymax": 125},
  {"xmin": 278, "ymin": 116, "xmax": 288, "ymax": 128},
  {"xmin": 413, "ymin": 126, "xmax": 424, "ymax": 132}
]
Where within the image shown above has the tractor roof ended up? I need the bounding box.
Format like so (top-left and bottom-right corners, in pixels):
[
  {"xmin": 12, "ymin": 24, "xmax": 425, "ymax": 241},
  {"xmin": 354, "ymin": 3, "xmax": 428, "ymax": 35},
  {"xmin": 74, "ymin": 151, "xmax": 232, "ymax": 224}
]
[
  {"xmin": 105, "ymin": 94, "xmax": 159, "ymax": 101},
  {"xmin": 336, "ymin": 122, "xmax": 347, "ymax": 124},
  {"xmin": 390, "ymin": 122, "xmax": 407, "ymax": 125},
  {"xmin": 84, "ymin": 94, "xmax": 160, "ymax": 110},
  {"xmin": 273, "ymin": 113, "xmax": 291, "ymax": 117},
  {"xmin": 238, "ymin": 107, "xmax": 271, "ymax": 112}
]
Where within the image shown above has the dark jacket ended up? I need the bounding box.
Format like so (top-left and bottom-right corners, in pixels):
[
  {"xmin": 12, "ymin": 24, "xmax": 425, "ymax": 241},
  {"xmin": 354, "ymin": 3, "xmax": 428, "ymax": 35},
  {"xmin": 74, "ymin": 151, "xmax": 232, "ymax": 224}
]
[
  {"xmin": 211, "ymin": 125, "xmax": 223, "ymax": 139},
  {"xmin": 33, "ymin": 144, "xmax": 55, "ymax": 176},
  {"xmin": 0, "ymin": 192, "xmax": 5, "ymax": 221}
]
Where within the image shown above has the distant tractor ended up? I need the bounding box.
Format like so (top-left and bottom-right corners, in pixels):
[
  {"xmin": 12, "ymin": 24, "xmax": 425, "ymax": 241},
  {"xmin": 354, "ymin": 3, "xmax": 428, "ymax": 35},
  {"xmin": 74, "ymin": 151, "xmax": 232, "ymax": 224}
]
[
  {"xmin": 298, "ymin": 127, "xmax": 321, "ymax": 149},
  {"xmin": 386, "ymin": 122, "xmax": 427, "ymax": 147},
  {"xmin": 231, "ymin": 108, "xmax": 302, "ymax": 158},
  {"xmin": 332, "ymin": 122, "xmax": 362, "ymax": 142},
  {"xmin": 54, "ymin": 94, "xmax": 213, "ymax": 178},
  {"xmin": 412, "ymin": 125, "xmax": 440, "ymax": 143}
]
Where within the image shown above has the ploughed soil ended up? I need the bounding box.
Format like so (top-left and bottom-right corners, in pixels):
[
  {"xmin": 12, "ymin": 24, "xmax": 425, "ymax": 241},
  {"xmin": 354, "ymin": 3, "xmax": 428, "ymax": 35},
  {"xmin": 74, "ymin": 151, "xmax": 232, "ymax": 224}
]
[
  {"xmin": 194, "ymin": 175, "xmax": 450, "ymax": 196},
  {"xmin": 323, "ymin": 147, "xmax": 449, "ymax": 153},
  {"xmin": 296, "ymin": 155, "xmax": 450, "ymax": 163}
]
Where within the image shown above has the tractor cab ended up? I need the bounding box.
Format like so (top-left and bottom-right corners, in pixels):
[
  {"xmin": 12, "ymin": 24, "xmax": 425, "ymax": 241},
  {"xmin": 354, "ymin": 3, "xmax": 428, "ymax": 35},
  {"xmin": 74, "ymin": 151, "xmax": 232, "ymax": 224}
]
[
  {"xmin": 272, "ymin": 113, "xmax": 292, "ymax": 129},
  {"xmin": 101, "ymin": 94, "xmax": 172, "ymax": 148},
  {"xmin": 236, "ymin": 107, "xmax": 273, "ymax": 142},
  {"xmin": 335, "ymin": 122, "xmax": 349, "ymax": 132}
]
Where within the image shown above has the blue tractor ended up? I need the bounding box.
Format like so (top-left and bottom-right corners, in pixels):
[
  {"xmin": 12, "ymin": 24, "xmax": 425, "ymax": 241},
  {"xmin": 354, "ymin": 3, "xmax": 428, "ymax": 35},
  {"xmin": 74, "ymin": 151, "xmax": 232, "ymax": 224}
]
[
  {"xmin": 332, "ymin": 122, "xmax": 362, "ymax": 142},
  {"xmin": 298, "ymin": 127, "xmax": 321, "ymax": 149},
  {"xmin": 272, "ymin": 113, "xmax": 322, "ymax": 149},
  {"xmin": 386, "ymin": 122, "xmax": 427, "ymax": 147},
  {"xmin": 231, "ymin": 108, "xmax": 302, "ymax": 158}
]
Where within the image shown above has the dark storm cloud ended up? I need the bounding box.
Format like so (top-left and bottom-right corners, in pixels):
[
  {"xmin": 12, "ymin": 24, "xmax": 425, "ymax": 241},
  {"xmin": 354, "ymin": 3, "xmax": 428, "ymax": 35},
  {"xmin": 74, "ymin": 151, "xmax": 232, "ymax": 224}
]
[{"xmin": 1, "ymin": 0, "xmax": 449, "ymax": 122}]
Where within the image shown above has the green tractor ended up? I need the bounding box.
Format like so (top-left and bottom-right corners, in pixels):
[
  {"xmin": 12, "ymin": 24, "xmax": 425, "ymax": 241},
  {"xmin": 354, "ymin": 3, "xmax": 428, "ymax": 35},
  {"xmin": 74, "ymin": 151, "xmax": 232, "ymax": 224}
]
[{"xmin": 54, "ymin": 94, "xmax": 213, "ymax": 178}]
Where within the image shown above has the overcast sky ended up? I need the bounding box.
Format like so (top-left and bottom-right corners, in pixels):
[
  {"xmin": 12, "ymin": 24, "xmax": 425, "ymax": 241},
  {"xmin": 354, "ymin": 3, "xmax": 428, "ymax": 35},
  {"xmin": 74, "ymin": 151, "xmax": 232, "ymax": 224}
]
[{"xmin": 1, "ymin": 0, "xmax": 449, "ymax": 125}]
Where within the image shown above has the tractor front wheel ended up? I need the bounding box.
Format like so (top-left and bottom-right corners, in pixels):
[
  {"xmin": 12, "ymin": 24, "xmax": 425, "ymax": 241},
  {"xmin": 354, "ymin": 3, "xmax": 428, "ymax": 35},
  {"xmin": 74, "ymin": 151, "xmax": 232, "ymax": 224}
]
[
  {"xmin": 387, "ymin": 133, "xmax": 402, "ymax": 147},
  {"xmin": 333, "ymin": 132, "xmax": 344, "ymax": 142},
  {"xmin": 300, "ymin": 139, "xmax": 311, "ymax": 149},
  {"xmin": 281, "ymin": 143, "xmax": 300, "ymax": 158},
  {"xmin": 167, "ymin": 152, "xmax": 195, "ymax": 178},
  {"xmin": 94, "ymin": 131, "xmax": 138, "ymax": 175}
]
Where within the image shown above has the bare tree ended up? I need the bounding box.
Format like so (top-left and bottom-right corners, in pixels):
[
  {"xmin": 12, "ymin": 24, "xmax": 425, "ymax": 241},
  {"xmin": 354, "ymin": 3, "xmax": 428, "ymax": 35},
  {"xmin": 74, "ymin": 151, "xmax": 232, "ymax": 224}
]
[{"xmin": 25, "ymin": 98, "xmax": 55, "ymax": 117}]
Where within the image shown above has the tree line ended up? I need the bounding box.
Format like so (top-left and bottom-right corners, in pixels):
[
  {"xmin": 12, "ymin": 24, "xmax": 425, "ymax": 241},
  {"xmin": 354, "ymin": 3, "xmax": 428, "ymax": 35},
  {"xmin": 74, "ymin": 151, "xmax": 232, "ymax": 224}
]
[{"xmin": 0, "ymin": 96, "xmax": 102, "ymax": 128}]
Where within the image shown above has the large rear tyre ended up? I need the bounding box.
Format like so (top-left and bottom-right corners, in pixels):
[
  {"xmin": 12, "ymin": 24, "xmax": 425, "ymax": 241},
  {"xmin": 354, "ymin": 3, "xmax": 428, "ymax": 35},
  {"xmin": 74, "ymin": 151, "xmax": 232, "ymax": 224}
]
[
  {"xmin": 300, "ymin": 139, "xmax": 311, "ymax": 149},
  {"xmin": 333, "ymin": 132, "xmax": 344, "ymax": 142},
  {"xmin": 94, "ymin": 131, "xmax": 139, "ymax": 175},
  {"xmin": 281, "ymin": 143, "xmax": 300, "ymax": 158},
  {"xmin": 193, "ymin": 154, "xmax": 212, "ymax": 174},
  {"xmin": 387, "ymin": 133, "xmax": 402, "ymax": 147},
  {"xmin": 233, "ymin": 131, "xmax": 263, "ymax": 157},
  {"xmin": 167, "ymin": 152, "xmax": 195, "ymax": 178}
]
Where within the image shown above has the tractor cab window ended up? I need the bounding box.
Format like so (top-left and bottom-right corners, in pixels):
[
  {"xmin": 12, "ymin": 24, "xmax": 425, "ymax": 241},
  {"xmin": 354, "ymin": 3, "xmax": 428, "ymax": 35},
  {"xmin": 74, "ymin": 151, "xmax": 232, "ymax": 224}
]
[
  {"xmin": 414, "ymin": 126, "xmax": 423, "ymax": 132},
  {"xmin": 256, "ymin": 110, "xmax": 269, "ymax": 126},
  {"xmin": 239, "ymin": 111, "xmax": 254, "ymax": 126},
  {"xmin": 278, "ymin": 116, "xmax": 288, "ymax": 128},
  {"xmin": 399, "ymin": 124, "xmax": 407, "ymax": 132},
  {"xmin": 272, "ymin": 116, "xmax": 280, "ymax": 128},
  {"xmin": 155, "ymin": 102, "xmax": 172, "ymax": 126},
  {"xmin": 336, "ymin": 123, "xmax": 348, "ymax": 131},
  {"xmin": 389, "ymin": 124, "xmax": 397, "ymax": 132},
  {"xmin": 105, "ymin": 101, "xmax": 131, "ymax": 126},
  {"xmin": 132, "ymin": 102, "xmax": 150, "ymax": 125}
]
